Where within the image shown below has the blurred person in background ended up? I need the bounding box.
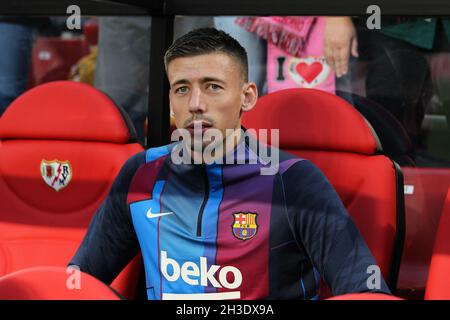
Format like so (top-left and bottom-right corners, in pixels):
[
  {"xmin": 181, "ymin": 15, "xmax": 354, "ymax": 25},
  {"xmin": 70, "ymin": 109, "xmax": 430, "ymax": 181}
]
[{"xmin": 0, "ymin": 17, "xmax": 41, "ymax": 116}]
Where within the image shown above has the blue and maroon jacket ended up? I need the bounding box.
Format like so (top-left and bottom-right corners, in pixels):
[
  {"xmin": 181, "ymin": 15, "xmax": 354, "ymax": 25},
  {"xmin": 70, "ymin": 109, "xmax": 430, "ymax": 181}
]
[{"xmin": 70, "ymin": 136, "xmax": 389, "ymax": 299}]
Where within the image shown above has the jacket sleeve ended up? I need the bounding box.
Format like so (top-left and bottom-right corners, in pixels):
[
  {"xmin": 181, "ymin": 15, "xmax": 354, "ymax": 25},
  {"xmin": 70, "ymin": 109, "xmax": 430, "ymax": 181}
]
[
  {"xmin": 282, "ymin": 159, "xmax": 391, "ymax": 296},
  {"xmin": 68, "ymin": 151, "xmax": 145, "ymax": 284}
]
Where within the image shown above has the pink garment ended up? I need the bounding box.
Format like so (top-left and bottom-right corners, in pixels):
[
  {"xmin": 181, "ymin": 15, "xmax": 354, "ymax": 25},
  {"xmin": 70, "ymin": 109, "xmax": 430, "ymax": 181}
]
[
  {"xmin": 266, "ymin": 18, "xmax": 335, "ymax": 93},
  {"xmin": 236, "ymin": 16, "xmax": 335, "ymax": 94},
  {"xmin": 235, "ymin": 16, "xmax": 316, "ymax": 57}
]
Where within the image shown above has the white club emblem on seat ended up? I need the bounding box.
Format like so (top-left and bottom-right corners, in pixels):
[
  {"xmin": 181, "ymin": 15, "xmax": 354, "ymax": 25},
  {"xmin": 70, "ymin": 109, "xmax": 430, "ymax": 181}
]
[{"xmin": 40, "ymin": 159, "xmax": 72, "ymax": 192}]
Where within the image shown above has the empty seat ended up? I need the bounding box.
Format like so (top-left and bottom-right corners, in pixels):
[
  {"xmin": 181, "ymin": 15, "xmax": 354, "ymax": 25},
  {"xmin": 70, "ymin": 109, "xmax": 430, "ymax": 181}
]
[
  {"xmin": 242, "ymin": 88, "xmax": 405, "ymax": 292},
  {"xmin": 425, "ymin": 187, "xmax": 450, "ymax": 300},
  {"xmin": 0, "ymin": 81, "xmax": 144, "ymax": 298}
]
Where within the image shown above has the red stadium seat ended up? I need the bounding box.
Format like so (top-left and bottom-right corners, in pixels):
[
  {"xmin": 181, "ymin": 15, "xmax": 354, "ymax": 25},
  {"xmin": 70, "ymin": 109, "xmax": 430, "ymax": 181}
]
[
  {"xmin": 0, "ymin": 267, "xmax": 120, "ymax": 300},
  {"xmin": 242, "ymin": 88, "xmax": 405, "ymax": 292},
  {"xmin": 31, "ymin": 37, "xmax": 89, "ymax": 86},
  {"xmin": 327, "ymin": 293, "xmax": 403, "ymax": 300},
  {"xmin": 398, "ymin": 167, "xmax": 450, "ymax": 298},
  {"xmin": 425, "ymin": 187, "xmax": 450, "ymax": 300},
  {"xmin": 338, "ymin": 91, "xmax": 450, "ymax": 298},
  {"xmin": 0, "ymin": 81, "xmax": 144, "ymax": 299}
]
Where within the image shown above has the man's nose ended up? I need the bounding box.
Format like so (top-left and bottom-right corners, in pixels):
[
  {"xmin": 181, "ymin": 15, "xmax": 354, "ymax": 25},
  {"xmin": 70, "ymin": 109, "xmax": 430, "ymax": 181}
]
[{"xmin": 188, "ymin": 87, "xmax": 206, "ymax": 113}]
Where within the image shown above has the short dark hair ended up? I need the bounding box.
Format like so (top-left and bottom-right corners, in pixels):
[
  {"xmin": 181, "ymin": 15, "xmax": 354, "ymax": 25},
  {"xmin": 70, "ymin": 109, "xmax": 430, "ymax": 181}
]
[{"xmin": 164, "ymin": 27, "xmax": 248, "ymax": 82}]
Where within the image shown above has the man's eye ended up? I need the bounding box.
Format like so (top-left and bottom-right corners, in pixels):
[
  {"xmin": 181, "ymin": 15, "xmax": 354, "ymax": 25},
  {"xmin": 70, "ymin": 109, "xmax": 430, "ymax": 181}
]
[
  {"xmin": 175, "ymin": 87, "xmax": 188, "ymax": 94},
  {"xmin": 207, "ymin": 83, "xmax": 223, "ymax": 91}
]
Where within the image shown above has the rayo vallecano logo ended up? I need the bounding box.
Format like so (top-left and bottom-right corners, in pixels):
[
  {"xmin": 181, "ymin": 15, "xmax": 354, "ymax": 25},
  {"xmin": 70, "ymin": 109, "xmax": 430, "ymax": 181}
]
[
  {"xmin": 232, "ymin": 212, "xmax": 258, "ymax": 241},
  {"xmin": 40, "ymin": 159, "xmax": 72, "ymax": 192}
]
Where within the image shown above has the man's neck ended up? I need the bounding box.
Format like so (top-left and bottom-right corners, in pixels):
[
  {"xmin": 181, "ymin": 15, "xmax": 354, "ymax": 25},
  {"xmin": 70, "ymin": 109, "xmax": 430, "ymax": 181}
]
[{"xmin": 188, "ymin": 127, "xmax": 244, "ymax": 165}]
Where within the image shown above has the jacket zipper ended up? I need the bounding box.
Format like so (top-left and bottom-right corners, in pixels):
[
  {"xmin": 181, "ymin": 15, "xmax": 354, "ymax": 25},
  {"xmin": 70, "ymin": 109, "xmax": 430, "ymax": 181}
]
[{"xmin": 196, "ymin": 166, "xmax": 209, "ymax": 237}]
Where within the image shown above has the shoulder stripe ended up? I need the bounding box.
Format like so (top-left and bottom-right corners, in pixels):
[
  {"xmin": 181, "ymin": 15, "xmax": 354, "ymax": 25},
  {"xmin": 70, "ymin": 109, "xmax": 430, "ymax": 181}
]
[
  {"xmin": 127, "ymin": 156, "xmax": 168, "ymax": 205},
  {"xmin": 279, "ymin": 158, "xmax": 305, "ymax": 175},
  {"xmin": 146, "ymin": 143, "xmax": 174, "ymax": 163}
]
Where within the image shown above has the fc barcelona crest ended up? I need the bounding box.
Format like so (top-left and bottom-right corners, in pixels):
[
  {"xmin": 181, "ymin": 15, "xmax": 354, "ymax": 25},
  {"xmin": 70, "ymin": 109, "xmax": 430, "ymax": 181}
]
[
  {"xmin": 40, "ymin": 159, "xmax": 72, "ymax": 192},
  {"xmin": 232, "ymin": 212, "xmax": 258, "ymax": 241}
]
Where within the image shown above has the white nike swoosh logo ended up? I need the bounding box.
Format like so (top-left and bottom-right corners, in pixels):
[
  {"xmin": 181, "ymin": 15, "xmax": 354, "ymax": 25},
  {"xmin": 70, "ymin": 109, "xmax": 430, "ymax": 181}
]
[{"xmin": 146, "ymin": 208, "xmax": 174, "ymax": 219}]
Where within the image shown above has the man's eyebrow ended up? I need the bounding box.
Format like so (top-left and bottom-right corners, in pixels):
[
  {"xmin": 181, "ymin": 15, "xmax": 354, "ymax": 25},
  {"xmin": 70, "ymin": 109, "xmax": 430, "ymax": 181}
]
[
  {"xmin": 201, "ymin": 77, "xmax": 226, "ymax": 85},
  {"xmin": 171, "ymin": 79, "xmax": 190, "ymax": 87},
  {"xmin": 171, "ymin": 77, "xmax": 226, "ymax": 87}
]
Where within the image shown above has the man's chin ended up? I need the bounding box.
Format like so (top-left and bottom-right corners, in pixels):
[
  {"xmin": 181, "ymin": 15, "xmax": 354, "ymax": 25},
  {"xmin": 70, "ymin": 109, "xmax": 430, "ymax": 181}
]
[
  {"xmin": 190, "ymin": 141, "xmax": 220, "ymax": 152},
  {"xmin": 188, "ymin": 139, "xmax": 225, "ymax": 158}
]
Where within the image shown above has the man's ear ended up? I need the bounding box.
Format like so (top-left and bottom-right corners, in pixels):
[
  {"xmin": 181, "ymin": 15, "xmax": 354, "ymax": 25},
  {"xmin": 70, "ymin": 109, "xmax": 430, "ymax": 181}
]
[
  {"xmin": 169, "ymin": 102, "xmax": 175, "ymax": 117},
  {"xmin": 169, "ymin": 100, "xmax": 175, "ymax": 117},
  {"xmin": 241, "ymin": 82, "xmax": 258, "ymax": 112}
]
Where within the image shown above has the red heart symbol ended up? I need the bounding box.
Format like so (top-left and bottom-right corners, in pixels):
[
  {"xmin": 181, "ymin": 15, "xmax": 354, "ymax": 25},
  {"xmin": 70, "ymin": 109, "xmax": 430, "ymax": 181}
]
[{"xmin": 296, "ymin": 61, "xmax": 323, "ymax": 83}]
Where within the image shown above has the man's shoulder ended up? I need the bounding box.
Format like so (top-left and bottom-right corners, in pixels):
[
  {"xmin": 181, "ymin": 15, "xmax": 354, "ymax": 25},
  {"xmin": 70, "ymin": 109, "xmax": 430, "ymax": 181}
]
[
  {"xmin": 119, "ymin": 141, "xmax": 178, "ymax": 178},
  {"xmin": 110, "ymin": 151, "xmax": 147, "ymax": 188},
  {"xmin": 249, "ymin": 139, "xmax": 325, "ymax": 180},
  {"xmin": 276, "ymin": 149, "xmax": 331, "ymax": 189},
  {"xmin": 121, "ymin": 150, "xmax": 146, "ymax": 171},
  {"xmin": 276, "ymin": 148, "xmax": 311, "ymax": 175}
]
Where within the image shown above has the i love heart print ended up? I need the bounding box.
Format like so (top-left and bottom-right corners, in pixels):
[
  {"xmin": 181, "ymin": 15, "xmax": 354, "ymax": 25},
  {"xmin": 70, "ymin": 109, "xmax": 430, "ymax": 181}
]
[
  {"xmin": 266, "ymin": 17, "xmax": 335, "ymax": 94},
  {"xmin": 288, "ymin": 56, "xmax": 331, "ymax": 88}
]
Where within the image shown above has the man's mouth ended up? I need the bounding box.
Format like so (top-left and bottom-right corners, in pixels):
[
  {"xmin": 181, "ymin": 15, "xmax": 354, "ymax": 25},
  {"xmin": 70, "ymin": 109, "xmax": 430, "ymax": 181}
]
[{"xmin": 186, "ymin": 121, "xmax": 213, "ymax": 134}]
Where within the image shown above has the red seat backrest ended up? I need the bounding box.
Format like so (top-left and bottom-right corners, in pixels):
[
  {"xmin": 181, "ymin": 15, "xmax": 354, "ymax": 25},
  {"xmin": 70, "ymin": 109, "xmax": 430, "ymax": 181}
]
[
  {"xmin": 425, "ymin": 187, "xmax": 450, "ymax": 299},
  {"xmin": 0, "ymin": 81, "xmax": 144, "ymax": 298},
  {"xmin": 242, "ymin": 88, "xmax": 405, "ymax": 291},
  {"xmin": 398, "ymin": 167, "xmax": 450, "ymax": 298}
]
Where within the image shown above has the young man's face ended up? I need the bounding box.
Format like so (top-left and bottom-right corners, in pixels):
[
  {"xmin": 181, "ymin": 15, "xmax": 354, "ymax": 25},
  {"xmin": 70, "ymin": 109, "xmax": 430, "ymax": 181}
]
[{"xmin": 167, "ymin": 52, "xmax": 257, "ymax": 152}]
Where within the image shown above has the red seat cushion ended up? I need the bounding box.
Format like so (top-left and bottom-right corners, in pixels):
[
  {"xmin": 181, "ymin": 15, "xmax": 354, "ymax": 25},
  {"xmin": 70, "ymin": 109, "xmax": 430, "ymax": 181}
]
[
  {"xmin": 0, "ymin": 267, "xmax": 120, "ymax": 300},
  {"xmin": 425, "ymin": 187, "xmax": 450, "ymax": 299},
  {"xmin": 327, "ymin": 293, "xmax": 403, "ymax": 300}
]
